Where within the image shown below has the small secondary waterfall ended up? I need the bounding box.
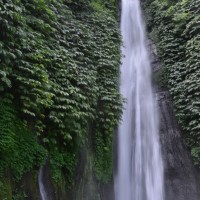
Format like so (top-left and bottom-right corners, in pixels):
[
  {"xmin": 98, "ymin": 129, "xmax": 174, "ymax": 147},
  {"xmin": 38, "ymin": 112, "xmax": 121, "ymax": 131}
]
[
  {"xmin": 115, "ymin": 0, "xmax": 164, "ymax": 200},
  {"xmin": 38, "ymin": 166, "xmax": 48, "ymax": 200}
]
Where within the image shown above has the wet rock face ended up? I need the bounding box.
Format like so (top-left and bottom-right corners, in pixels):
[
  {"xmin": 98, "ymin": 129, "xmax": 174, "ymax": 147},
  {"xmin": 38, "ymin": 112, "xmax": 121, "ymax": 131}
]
[
  {"xmin": 148, "ymin": 39, "xmax": 200, "ymax": 200},
  {"xmin": 157, "ymin": 90, "xmax": 200, "ymax": 200},
  {"xmin": 74, "ymin": 148, "xmax": 101, "ymax": 200}
]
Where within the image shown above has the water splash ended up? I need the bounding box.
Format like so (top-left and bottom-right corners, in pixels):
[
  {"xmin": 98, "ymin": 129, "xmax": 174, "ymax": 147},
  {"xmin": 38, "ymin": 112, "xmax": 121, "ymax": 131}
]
[
  {"xmin": 115, "ymin": 0, "xmax": 164, "ymax": 200},
  {"xmin": 38, "ymin": 166, "xmax": 48, "ymax": 200}
]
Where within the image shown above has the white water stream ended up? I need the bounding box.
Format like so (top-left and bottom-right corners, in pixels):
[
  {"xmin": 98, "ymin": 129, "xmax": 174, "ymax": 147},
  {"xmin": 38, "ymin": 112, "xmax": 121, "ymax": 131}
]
[
  {"xmin": 38, "ymin": 166, "xmax": 48, "ymax": 200},
  {"xmin": 115, "ymin": 0, "xmax": 164, "ymax": 200}
]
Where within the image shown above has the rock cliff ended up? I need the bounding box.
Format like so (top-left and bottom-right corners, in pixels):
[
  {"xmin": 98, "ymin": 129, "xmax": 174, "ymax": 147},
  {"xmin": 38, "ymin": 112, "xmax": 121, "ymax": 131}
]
[{"xmin": 148, "ymin": 39, "xmax": 200, "ymax": 200}]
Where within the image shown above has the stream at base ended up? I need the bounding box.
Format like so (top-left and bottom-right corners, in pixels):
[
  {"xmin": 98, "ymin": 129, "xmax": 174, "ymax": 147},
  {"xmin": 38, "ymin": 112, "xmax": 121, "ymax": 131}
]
[{"xmin": 39, "ymin": 166, "xmax": 48, "ymax": 200}]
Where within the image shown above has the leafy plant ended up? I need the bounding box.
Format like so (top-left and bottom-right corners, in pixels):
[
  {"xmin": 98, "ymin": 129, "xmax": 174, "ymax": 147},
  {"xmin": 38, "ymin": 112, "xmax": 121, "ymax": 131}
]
[
  {"xmin": 143, "ymin": 0, "xmax": 200, "ymax": 165},
  {"xmin": 0, "ymin": 0, "xmax": 122, "ymax": 197}
]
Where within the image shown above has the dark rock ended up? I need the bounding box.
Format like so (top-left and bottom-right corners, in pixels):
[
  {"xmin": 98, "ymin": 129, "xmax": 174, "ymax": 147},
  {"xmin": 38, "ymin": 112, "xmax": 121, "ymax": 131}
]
[{"xmin": 149, "ymin": 39, "xmax": 200, "ymax": 200}]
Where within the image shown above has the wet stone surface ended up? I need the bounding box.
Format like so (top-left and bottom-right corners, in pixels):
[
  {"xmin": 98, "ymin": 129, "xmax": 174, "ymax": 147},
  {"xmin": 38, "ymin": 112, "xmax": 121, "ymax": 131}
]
[{"xmin": 148, "ymin": 39, "xmax": 200, "ymax": 200}]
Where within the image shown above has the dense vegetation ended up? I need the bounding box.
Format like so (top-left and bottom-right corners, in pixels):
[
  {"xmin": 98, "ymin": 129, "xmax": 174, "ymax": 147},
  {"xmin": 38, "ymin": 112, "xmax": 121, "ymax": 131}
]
[
  {"xmin": 143, "ymin": 0, "xmax": 200, "ymax": 165},
  {"xmin": 0, "ymin": 0, "xmax": 122, "ymax": 198},
  {"xmin": 1, "ymin": 0, "xmax": 199, "ymax": 198}
]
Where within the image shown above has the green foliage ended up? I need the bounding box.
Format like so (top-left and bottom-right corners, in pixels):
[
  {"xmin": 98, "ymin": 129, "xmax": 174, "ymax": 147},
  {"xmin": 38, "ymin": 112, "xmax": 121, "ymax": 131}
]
[
  {"xmin": 143, "ymin": 0, "xmax": 200, "ymax": 165},
  {"xmin": 12, "ymin": 189, "xmax": 27, "ymax": 200},
  {"xmin": 0, "ymin": 0, "xmax": 122, "ymax": 195},
  {"xmin": 49, "ymin": 147, "xmax": 77, "ymax": 186},
  {"xmin": 0, "ymin": 179, "xmax": 12, "ymax": 200},
  {"xmin": 0, "ymin": 95, "xmax": 16, "ymax": 158},
  {"xmin": 0, "ymin": 96, "xmax": 47, "ymax": 181},
  {"xmin": 191, "ymin": 147, "xmax": 200, "ymax": 165},
  {"xmin": 154, "ymin": 67, "xmax": 168, "ymax": 88},
  {"xmin": 90, "ymin": 0, "xmax": 117, "ymax": 12},
  {"xmin": 94, "ymin": 131, "xmax": 113, "ymax": 183},
  {"xmin": 90, "ymin": 0, "xmax": 104, "ymax": 11},
  {"xmin": 82, "ymin": 10, "xmax": 122, "ymax": 182}
]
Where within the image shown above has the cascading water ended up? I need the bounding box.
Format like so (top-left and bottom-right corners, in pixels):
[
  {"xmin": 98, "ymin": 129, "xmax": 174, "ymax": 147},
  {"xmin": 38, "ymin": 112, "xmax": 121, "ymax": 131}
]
[
  {"xmin": 115, "ymin": 0, "xmax": 164, "ymax": 200},
  {"xmin": 38, "ymin": 166, "xmax": 48, "ymax": 200}
]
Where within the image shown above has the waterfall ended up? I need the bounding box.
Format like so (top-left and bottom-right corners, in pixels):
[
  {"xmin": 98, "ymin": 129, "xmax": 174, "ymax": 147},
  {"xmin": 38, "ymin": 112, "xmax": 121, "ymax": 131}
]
[
  {"xmin": 38, "ymin": 166, "xmax": 48, "ymax": 200},
  {"xmin": 115, "ymin": 0, "xmax": 164, "ymax": 200}
]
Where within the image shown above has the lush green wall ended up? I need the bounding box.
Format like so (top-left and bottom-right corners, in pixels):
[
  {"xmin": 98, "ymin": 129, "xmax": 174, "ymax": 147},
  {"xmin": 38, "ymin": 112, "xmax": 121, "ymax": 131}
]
[
  {"xmin": 0, "ymin": 0, "xmax": 122, "ymax": 198},
  {"xmin": 143, "ymin": 0, "xmax": 200, "ymax": 165}
]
